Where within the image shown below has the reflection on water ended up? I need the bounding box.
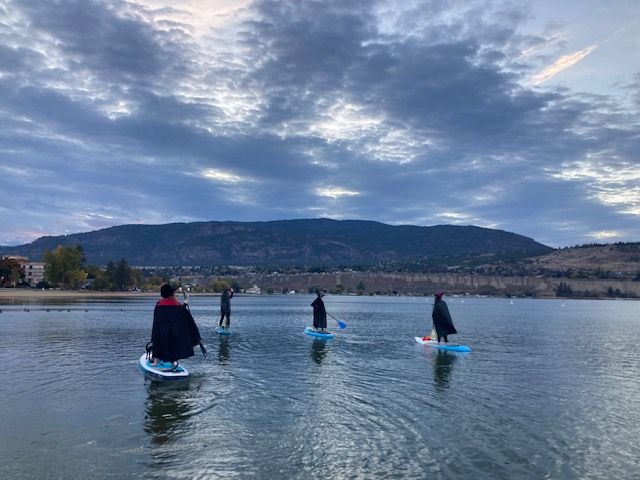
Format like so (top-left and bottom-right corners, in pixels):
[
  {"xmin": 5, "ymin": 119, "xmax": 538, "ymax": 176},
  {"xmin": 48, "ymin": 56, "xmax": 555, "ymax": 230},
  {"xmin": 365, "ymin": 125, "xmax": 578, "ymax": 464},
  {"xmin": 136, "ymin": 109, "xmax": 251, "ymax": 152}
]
[
  {"xmin": 432, "ymin": 350, "xmax": 457, "ymax": 390},
  {"xmin": 310, "ymin": 339, "xmax": 327, "ymax": 364},
  {"xmin": 144, "ymin": 381, "xmax": 196, "ymax": 445},
  {"xmin": 218, "ymin": 336, "xmax": 231, "ymax": 364},
  {"xmin": 2, "ymin": 295, "xmax": 640, "ymax": 479}
]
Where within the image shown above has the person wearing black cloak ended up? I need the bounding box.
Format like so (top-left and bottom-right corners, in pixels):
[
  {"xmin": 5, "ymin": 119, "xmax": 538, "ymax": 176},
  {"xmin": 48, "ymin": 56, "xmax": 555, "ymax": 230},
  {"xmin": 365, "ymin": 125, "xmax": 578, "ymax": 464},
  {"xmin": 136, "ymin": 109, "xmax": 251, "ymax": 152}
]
[
  {"xmin": 150, "ymin": 284, "xmax": 202, "ymax": 367},
  {"xmin": 432, "ymin": 291, "xmax": 457, "ymax": 344},
  {"xmin": 219, "ymin": 287, "xmax": 234, "ymax": 330},
  {"xmin": 311, "ymin": 289, "xmax": 327, "ymax": 332}
]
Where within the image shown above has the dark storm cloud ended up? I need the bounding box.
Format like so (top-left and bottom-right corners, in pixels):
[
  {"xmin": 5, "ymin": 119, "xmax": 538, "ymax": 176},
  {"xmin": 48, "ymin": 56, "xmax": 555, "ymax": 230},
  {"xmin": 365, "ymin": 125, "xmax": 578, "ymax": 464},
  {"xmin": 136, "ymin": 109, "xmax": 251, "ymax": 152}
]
[
  {"xmin": 15, "ymin": 0, "xmax": 190, "ymax": 83},
  {"xmin": 243, "ymin": 0, "xmax": 560, "ymax": 151}
]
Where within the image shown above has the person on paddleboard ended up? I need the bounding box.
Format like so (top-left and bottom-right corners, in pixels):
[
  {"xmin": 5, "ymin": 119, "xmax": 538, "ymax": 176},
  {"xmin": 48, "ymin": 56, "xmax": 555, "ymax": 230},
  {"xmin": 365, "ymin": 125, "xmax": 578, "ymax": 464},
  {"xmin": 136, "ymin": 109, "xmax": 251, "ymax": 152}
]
[
  {"xmin": 311, "ymin": 289, "xmax": 328, "ymax": 332},
  {"xmin": 432, "ymin": 291, "xmax": 457, "ymax": 344},
  {"xmin": 219, "ymin": 286, "xmax": 234, "ymax": 330},
  {"xmin": 150, "ymin": 284, "xmax": 202, "ymax": 368}
]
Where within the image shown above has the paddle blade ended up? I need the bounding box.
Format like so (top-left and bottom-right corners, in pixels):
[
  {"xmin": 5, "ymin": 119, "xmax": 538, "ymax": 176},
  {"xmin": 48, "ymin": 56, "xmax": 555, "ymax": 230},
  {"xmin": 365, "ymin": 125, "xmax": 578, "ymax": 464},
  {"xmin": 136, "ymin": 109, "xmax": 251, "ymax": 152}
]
[{"xmin": 337, "ymin": 319, "xmax": 347, "ymax": 329}]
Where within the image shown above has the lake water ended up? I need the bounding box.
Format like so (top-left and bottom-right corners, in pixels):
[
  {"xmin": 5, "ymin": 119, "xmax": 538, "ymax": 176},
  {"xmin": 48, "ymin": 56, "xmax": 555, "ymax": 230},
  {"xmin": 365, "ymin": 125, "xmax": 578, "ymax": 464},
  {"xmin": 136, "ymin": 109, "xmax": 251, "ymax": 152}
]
[{"xmin": 0, "ymin": 294, "xmax": 639, "ymax": 479}]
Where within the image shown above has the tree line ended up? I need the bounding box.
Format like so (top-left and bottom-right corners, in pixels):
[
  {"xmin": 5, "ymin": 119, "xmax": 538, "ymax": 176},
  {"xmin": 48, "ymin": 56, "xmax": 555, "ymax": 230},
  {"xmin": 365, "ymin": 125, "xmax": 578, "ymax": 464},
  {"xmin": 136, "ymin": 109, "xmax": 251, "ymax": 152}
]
[
  {"xmin": 13, "ymin": 244, "xmax": 242, "ymax": 292},
  {"xmin": 0, "ymin": 257, "xmax": 24, "ymax": 287},
  {"xmin": 42, "ymin": 245, "xmax": 147, "ymax": 291}
]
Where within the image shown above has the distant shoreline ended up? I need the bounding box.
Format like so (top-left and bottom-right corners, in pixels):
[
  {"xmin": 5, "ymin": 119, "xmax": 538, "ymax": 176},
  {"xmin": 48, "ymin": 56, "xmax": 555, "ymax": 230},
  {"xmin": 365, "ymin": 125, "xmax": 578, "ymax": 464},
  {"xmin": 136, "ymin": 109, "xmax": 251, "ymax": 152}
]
[
  {"xmin": 0, "ymin": 288, "xmax": 635, "ymax": 301},
  {"xmin": 0, "ymin": 289, "xmax": 157, "ymax": 299},
  {"xmin": 0, "ymin": 289, "xmax": 224, "ymax": 299}
]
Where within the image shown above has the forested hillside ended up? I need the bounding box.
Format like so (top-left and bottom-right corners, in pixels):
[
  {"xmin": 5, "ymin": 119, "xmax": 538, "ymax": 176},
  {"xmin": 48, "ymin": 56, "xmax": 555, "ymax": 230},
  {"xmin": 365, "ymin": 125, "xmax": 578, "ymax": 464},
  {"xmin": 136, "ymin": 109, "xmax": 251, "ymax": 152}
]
[{"xmin": 0, "ymin": 219, "xmax": 552, "ymax": 267}]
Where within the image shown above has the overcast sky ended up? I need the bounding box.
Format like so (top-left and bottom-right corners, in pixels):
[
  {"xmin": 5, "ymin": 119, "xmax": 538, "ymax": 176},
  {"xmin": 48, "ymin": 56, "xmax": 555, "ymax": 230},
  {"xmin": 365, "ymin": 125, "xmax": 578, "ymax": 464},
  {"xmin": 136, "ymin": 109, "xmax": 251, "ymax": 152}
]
[{"xmin": 1, "ymin": 0, "xmax": 639, "ymax": 248}]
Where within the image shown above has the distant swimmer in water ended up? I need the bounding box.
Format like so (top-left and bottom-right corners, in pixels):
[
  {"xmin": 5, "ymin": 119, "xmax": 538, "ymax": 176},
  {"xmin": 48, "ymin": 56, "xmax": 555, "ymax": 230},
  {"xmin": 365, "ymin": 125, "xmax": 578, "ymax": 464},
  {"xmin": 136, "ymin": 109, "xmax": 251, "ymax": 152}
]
[
  {"xmin": 311, "ymin": 289, "xmax": 328, "ymax": 333},
  {"xmin": 432, "ymin": 291, "xmax": 457, "ymax": 344}
]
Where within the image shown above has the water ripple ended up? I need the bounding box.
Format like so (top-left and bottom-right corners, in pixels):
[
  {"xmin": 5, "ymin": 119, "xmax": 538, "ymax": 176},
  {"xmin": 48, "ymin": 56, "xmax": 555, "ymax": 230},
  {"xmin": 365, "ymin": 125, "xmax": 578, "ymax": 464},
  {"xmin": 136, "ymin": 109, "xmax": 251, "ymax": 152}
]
[{"xmin": 1, "ymin": 296, "xmax": 640, "ymax": 479}]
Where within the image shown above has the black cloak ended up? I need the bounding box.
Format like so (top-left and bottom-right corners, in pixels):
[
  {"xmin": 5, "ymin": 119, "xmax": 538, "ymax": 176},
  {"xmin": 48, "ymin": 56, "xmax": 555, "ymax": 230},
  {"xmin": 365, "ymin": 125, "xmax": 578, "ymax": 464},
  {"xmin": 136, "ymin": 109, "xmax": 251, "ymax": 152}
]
[
  {"xmin": 220, "ymin": 290, "xmax": 233, "ymax": 314},
  {"xmin": 432, "ymin": 298, "xmax": 457, "ymax": 337},
  {"xmin": 151, "ymin": 304, "xmax": 202, "ymax": 362},
  {"xmin": 311, "ymin": 296, "xmax": 327, "ymax": 329}
]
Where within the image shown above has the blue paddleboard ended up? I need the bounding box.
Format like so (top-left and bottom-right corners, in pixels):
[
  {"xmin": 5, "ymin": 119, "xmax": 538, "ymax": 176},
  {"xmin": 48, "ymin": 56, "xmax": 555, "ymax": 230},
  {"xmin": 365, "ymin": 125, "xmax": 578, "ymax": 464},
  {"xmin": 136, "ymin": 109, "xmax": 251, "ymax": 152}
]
[
  {"xmin": 304, "ymin": 327, "xmax": 334, "ymax": 339},
  {"xmin": 139, "ymin": 353, "xmax": 189, "ymax": 379},
  {"xmin": 215, "ymin": 326, "xmax": 231, "ymax": 335},
  {"xmin": 414, "ymin": 337, "xmax": 471, "ymax": 352}
]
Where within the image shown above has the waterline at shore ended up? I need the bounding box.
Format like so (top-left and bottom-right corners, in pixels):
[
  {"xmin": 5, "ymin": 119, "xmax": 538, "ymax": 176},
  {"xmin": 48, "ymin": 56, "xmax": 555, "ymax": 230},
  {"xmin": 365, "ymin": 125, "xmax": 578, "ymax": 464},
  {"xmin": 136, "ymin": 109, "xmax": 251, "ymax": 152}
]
[{"xmin": 0, "ymin": 289, "xmax": 156, "ymax": 299}]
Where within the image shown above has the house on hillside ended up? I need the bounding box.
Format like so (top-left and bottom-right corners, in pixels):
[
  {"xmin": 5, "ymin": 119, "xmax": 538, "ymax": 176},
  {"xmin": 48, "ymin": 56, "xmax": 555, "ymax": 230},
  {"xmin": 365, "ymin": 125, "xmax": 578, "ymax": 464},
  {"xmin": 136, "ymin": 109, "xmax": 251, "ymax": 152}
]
[{"xmin": 244, "ymin": 285, "xmax": 261, "ymax": 294}]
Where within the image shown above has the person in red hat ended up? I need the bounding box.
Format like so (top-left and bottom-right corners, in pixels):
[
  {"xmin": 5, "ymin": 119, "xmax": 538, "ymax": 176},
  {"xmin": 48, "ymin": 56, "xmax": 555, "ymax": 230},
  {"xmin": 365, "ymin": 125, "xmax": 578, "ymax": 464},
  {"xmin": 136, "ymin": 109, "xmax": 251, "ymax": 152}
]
[
  {"xmin": 149, "ymin": 283, "xmax": 202, "ymax": 368},
  {"xmin": 432, "ymin": 291, "xmax": 457, "ymax": 344}
]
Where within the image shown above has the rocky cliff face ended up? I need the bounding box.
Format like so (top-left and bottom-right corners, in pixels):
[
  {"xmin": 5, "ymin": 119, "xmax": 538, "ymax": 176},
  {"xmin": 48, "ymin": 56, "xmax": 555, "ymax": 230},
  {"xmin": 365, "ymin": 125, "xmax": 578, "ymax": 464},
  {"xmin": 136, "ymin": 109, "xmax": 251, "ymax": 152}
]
[{"xmin": 240, "ymin": 271, "xmax": 640, "ymax": 298}]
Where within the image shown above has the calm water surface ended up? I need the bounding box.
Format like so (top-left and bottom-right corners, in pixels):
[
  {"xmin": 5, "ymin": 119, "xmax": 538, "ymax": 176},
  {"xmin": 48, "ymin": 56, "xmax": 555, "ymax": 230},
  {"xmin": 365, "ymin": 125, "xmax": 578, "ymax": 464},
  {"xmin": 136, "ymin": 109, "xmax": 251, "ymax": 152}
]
[{"xmin": 1, "ymin": 295, "xmax": 639, "ymax": 479}]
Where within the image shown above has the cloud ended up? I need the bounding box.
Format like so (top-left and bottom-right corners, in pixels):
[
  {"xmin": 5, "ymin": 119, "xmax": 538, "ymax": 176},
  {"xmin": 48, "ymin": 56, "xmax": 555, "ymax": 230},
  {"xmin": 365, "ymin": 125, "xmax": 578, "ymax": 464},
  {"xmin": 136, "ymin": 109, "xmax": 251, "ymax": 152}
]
[
  {"xmin": 0, "ymin": 0, "xmax": 639, "ymax": 249},
  {"xmin": 530, "ymin": 44, "xmax": 598, "ymax": 85},
  {"xmin": 591, "ymin": 230, "xmax": 620, "ymax": 240},
  {"xmin": 315, "ymin": 187, "xmax": 361, "ymax": 199},
  {"xmin": 200, "ymin": 168, "xmax": 246, "ymax": 183}
]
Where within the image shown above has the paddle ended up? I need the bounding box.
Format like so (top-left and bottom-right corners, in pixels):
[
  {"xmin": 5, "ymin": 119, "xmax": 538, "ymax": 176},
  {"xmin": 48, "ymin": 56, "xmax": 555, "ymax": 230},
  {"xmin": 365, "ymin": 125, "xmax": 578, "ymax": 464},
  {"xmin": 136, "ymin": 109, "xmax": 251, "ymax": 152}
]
[
  {"xmin": 327, "ymin": 312, "xmax": 347, "ymax": 329},
  {"xmin": 179, "ymin": 285, "xmax": 208, "ymax": 357}
]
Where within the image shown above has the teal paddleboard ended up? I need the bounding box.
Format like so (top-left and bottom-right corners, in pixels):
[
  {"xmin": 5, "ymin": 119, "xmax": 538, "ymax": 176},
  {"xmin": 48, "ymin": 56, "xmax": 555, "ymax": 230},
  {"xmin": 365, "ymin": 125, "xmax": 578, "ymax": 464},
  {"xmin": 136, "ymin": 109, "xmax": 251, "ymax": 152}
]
[
  {"xmin": 215, "ymin": 326, "xmax": 231, "ymax": 335},
  {"xmin": 304, "ymin": 327, "xmax": 334, "ymax": 339}
]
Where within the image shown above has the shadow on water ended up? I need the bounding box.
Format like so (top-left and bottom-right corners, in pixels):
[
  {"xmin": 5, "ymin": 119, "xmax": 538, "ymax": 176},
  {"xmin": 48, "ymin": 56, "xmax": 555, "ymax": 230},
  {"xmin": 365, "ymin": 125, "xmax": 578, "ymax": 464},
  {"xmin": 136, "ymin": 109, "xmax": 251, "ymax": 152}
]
[
  {"xmin": 144, "ymin": 380, "xmax": 197, "ymax": 445},
  {"xmin": 310, "ymin": 339, "xmax": 328, "ymax": 365},
  {"xmin": 218, "ymin": 336, "xmax": 231, "ymax": 364},
  {"xmin": 432, "ymin": 350, "xmax": 457, "ymax": 390}
]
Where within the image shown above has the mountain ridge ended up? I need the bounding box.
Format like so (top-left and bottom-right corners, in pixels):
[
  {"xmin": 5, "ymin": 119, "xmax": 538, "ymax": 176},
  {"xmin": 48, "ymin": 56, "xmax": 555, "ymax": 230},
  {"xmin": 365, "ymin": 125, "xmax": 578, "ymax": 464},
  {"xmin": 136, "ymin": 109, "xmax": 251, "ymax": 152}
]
[{"xmin": 0, "ymin": 218, "xmax": 553, "ymax": 267}]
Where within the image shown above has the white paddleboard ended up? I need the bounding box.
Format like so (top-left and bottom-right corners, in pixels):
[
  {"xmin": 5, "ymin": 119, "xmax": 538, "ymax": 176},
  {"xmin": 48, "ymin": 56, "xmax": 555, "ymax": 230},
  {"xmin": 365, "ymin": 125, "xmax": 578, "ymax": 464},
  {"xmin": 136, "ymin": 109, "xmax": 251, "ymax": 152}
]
[
  {"xmin": 414, "ymin": 337, "xmax": 471, "ymax": 352},
  {"xmin": 139, "ymin": 353, "xmax": 189, "ymax": 379}
]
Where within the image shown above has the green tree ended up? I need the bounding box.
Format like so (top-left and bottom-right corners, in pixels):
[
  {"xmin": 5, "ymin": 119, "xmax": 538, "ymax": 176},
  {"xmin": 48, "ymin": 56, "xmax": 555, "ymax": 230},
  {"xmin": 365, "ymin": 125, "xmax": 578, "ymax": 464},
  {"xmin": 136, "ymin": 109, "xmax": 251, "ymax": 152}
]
[
  {"xmin": 556, "ymin": 281, "xmax": 573, "ymax": 297},
  {"xmin": 114, "ymin": 259, "xmax": 133, "ymax": 290},
  {"xmin": 131, "ymin": 268, "xmax": 144, "ymax": 289},
  {"xmin": 356, "ymin": 281, "xmax": 366, "ymax": 295},
  {"xmin": 92, "ymin": 270, "xmax": 113, "ymax": 291},
  {"xmin": 208, "ymin": 277, "xmax": 241, "ymax": 293},
  {"xmin": 86, "ymin": 265, "xmax": 108, "ymax": 290},
  {"xmin": 143, "ymin": 275, "xmax": 166, "ymax": 293},
  {"xmin": 43, "ymin": 245, "xmax": 87, "ymax": 289},
  {"xmin": 100, "ymin": 259, "xmax": 141, "ymax": 291},
  {"xmin": 0, "ymin": 257, "xmax": 23, "ymax": 286},
  {"xmin": 105, "ymin": 261, "xmax": 117, "ymax": 290}
]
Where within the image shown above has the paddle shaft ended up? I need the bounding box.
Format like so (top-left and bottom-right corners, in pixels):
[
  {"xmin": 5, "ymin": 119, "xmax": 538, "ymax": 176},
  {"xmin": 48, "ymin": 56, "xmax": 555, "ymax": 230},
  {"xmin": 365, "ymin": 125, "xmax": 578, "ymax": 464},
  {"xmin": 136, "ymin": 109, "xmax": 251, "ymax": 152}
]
[{"xmin": 327, "ymin": 312, "xmax": 347, "ymax": 329}]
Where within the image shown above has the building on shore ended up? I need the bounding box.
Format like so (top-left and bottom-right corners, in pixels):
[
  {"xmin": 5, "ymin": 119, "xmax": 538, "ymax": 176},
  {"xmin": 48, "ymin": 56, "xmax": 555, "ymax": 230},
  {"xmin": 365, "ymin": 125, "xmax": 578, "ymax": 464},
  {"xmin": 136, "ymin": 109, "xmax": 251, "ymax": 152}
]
[
  {"xmin": 244, "ymin": 285, "xmax": 261, "ymax": 294},
  {"xmin": 23, "ymin": 261, "xmax": 45, "ymax": 286},
  {"xmin": 3, "ymin": 256, "xmax": 46, "ymax": 286}
]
